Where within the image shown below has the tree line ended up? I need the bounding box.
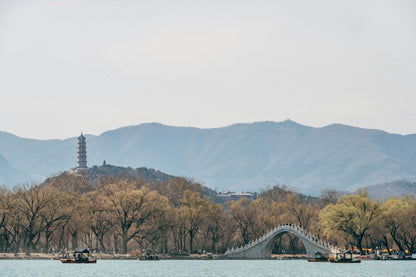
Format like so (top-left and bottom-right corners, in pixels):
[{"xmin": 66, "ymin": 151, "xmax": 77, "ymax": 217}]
[{"xmin": 1, "ymin": 173, "xmax": 415, "ymax": 256}]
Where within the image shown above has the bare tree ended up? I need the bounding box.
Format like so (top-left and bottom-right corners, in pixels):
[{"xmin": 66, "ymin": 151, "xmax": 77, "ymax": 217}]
[{"xmin": 100, "ymin": 181, "xmax": 169, "ymax": 254}]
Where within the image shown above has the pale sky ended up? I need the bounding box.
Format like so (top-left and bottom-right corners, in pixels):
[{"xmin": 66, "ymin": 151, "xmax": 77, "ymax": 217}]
[{"xmin": 1, "ymin": 0, "xmax": 415, "ymax": 139}]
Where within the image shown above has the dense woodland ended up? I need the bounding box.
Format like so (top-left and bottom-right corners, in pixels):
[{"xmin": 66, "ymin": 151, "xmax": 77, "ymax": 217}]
[{"xmin": 1, "ymin": 173, "xmax": 416, "ymax": 256}]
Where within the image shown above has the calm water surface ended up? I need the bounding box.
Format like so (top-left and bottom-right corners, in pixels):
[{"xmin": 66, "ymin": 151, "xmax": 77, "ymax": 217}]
[{"xmin": 1, "ymin": 259, "xmax": 415, "ymax": 277}]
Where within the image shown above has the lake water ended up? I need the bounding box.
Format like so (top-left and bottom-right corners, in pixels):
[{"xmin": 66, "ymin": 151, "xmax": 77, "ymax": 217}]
[{"xmin": 1, "ymin": 259, "xmax": 415, "ymax": 277}]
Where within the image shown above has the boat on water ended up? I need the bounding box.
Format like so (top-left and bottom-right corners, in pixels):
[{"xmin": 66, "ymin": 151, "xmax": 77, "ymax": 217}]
[
  {"xmin": 60, "ymin": 249, "xmax": 97, "ymax": 263},
  {"xmin": 138, "ymin": 252, "xmax": 160, "ymax": 261},
  {"xmin": 330, "ymin": 251, "xmax": 361, "ymax": 263},
  {"xmin": 307, "ymin": 252, "xmax": 329, "ymax": 262}
]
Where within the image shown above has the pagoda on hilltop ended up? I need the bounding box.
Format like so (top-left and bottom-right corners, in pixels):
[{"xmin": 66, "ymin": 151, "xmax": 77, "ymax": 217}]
[{"xmin": 71, "ymin": 133, "xmax": 88, "ymax": 173}]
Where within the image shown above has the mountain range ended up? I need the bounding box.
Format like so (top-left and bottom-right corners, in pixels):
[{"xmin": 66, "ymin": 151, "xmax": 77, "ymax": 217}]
[{"xmin": 1, "ymin": 120, "xmax": 416, "ymax": 195}]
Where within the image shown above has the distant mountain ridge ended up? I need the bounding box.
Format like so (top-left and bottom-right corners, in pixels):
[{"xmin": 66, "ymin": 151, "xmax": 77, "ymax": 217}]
[
  {"xmin": 0, "ymin": 153, "xmax": 28, "ymax": 185},
  {"xmin": 362, "ymin": 180, "xmax": 416, "ymax": 201},
  {"xmin": 1, "ymin": 121, "xmax": 416, "ymax": 195}
]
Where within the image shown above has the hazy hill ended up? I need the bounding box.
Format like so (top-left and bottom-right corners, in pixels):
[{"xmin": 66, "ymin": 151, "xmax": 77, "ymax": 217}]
[
  {"xmin": 0, "ymin": 131, "xmax": 95, "ymax": 182},
  {"xmin": 1, "ymin": 121, "xmax": 416, "ymax": 195},
  {"xmin": 362, "ymin": 180, "xmax": 416, "ymax": 201},
  {"xmin": 0, "ymin": 153, "xmax": 28, "ymax": 185}
]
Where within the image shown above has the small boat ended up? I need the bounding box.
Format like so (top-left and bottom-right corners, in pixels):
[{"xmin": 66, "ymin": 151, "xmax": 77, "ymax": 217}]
[
  {"xmin": 307, "ymin": 252, "xmax": 329, "ymax": 262},
  {"xmin": 60, "ymin": 249, "xmax": 97, "ymax": 263},
  {"xmin": 138, "ymin": 252, "xmax": 160, "ymax": 261},
  {"xmin": 330, "ymin": 251, "xmax": 361, "ymax": 263}
]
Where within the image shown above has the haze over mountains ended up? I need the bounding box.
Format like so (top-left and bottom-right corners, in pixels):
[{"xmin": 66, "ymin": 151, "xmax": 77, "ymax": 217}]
[{"xmin": 1, "ymin": 120, "xmax": 416, "ymax": 195}]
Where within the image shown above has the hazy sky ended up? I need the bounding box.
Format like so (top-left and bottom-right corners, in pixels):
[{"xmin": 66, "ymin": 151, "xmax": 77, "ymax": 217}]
[{"xmin": 1, "ymin": 0, "xmax": 415, "ymax": 139}]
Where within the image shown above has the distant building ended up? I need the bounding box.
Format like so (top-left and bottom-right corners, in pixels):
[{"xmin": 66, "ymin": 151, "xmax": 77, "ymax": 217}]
[
  {"xmin": 70, "ymin": 133, "xmax": 88, "ymax": 174},
  {"xmin": 217, "ymin": 190, "xmax": 256, "ymax": 201}
]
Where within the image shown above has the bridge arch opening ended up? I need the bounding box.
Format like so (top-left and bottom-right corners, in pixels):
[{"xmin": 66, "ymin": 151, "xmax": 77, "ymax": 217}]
[{"xmin": 265, "ymin": 231, "xmax": 306, "ymax": 257}]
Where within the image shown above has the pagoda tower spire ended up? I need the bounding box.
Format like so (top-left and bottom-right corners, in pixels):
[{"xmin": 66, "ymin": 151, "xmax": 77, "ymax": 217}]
[{"xmin": 76, "ymin": 132, "xmax": 88, "ymax": 172}]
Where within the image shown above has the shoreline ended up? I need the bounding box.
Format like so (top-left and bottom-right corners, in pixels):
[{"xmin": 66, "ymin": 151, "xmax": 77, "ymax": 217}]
[{"xmin": 0, "ymin": 253, "xmax": 307, "ymax": 260}]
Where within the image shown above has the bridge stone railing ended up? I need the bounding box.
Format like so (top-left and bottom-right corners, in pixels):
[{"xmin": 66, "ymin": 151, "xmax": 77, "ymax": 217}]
[{"xmin": 222, "ymin": 224, "xmax": 338, "ymax": 259}]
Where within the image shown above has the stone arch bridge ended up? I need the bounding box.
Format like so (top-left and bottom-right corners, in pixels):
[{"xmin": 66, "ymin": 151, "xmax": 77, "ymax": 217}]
[{"xmin": 222, "ymin": 224, "xmax": 336, "ymax": 259}]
